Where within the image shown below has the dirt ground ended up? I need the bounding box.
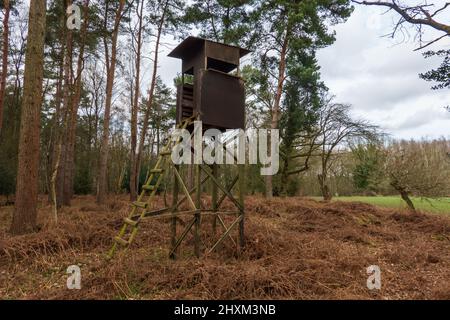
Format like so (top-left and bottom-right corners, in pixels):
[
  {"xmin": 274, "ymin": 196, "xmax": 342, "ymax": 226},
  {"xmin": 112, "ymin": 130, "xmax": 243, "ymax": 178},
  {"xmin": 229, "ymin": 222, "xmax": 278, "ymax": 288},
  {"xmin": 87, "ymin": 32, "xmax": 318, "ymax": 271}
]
[{"xmin": 0, "ymin": 195, "xmax": 449, "ymax": 300}]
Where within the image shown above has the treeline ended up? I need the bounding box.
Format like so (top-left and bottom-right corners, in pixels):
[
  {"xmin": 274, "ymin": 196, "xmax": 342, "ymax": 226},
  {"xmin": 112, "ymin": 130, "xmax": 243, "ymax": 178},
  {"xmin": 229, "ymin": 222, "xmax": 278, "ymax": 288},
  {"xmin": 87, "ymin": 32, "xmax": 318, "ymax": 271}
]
[
  {"xmin": 0, "ymin": 1, "xmax": 449, "ymax": 235},
  {"xmin": 297, "ymin": 138, "xmax": 450, "ymax": 208}
]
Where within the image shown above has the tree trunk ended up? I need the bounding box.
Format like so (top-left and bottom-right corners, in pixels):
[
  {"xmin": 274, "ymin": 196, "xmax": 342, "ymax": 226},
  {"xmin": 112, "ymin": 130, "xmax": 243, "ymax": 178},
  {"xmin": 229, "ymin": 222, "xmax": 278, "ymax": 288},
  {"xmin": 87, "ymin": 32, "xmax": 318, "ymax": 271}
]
[
  {"xmin": 391, "ymin": 181, "xmax": 416, "ymax": 212},
  {"xmin": 53, "ymin": 0, "xmax": 73, "ymax": 210},
  {"xmin": 318, "ymin": 173, "xmax": 332, "ymax": 201},
  {"xmin": 399, "ymin": 190, "xmax": 416, "ymax": 212},
  {"xmin": 0, "ymin": 0, "xmax": 10, "ymax": 135},
  {"xmin": 97, "ymin": 0, "xmax": 125, "ymax": 204},
  {"xmin": 266, "ymin": 33, "xmax": 288, "ymax": 198},
  {"xmin": 47, "ymin": 43, "xmax": 65, "ymax": 203},
  {"xmin": 136, "ymin": 0, "xmax": 168, "ymax": 188},
  {"xmin": 279, "ymin": 152, "xmax": 290, "ymax": 196},
  {"xmin": 10, "ymin": 0, "xmax": 47, "ymax": 235},
  {"xmin": 130, "ymin": 0, "xmax": 144, "ymax": 201},
  {"xmin": 63, "ymin": 2, "xmax": 89, "ymax": 206}
]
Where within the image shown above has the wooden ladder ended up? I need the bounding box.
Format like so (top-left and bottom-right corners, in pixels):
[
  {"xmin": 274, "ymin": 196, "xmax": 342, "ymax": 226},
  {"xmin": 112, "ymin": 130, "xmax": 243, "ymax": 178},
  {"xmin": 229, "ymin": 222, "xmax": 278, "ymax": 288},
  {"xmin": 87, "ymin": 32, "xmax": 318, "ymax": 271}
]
[{"xmin": 107, "ymin": 116, "xmax": 195, "ymax": 259}]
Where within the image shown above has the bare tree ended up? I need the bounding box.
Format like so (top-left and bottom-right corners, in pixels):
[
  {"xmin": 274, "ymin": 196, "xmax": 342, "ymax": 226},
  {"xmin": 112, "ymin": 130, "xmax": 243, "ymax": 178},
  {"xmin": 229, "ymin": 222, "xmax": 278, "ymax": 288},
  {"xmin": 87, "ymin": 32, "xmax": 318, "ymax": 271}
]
[
  {"xmin": 83, "ymin": 61, "xmax": 106, "ymax": 191},
  {"xmin": 135, "ymin": 0, "xmax": 170, "ymax": 191},
  {"xmin": 10, "ymin": 0, "xmax": 47, "ymax": 235},
  {"xmin": 353, "ymin": 1, "xmax": 450, "ymax": 50},
  {"xmin": 97, "ymin": 0, "xmax": 126, "ymax": 204},
  {"xmin": 52, "ymin": 0, "xmax": 74, "ymax": 211},
  {"xmin": 50, "ymin": 0, "xmax": 90, "ymax": 218},
  {"xmin": 316, "ymin": 100, "xmax": 380, "ymax": 201},
  {"xmin": 63, "ymin": 1, "xmax": 90, "ymax": 206},
  {"xmin": 385, "ymin": 139, "xmax": 450, "ymax": 212},
  {"xmin": 279, "ymin": 128, "xmax": 324, "ymax": 196},
  {"xmin": 128, "ymin": 0, "xmax": 145, "ymax": 201}
]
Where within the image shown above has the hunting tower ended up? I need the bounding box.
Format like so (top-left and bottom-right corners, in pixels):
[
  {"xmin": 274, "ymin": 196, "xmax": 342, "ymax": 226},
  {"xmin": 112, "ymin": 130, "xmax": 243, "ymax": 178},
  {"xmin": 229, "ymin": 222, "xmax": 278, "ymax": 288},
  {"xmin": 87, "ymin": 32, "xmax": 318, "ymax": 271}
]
[
  {"xmin": 108, "ymin": 37, "xmax": 251, "ymax": 260},
  {"xmin": 169, "ymin": 36, "xmax": 250, "ymax": 131}
]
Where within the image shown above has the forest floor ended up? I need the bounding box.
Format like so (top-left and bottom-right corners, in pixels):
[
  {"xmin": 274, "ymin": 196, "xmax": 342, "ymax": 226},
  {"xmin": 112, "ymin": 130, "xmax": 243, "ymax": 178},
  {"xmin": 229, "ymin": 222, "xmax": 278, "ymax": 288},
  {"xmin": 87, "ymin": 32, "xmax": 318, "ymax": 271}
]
[{"xmin": 0, "ymin": 195, "xmax": 449, "ymax": 300}]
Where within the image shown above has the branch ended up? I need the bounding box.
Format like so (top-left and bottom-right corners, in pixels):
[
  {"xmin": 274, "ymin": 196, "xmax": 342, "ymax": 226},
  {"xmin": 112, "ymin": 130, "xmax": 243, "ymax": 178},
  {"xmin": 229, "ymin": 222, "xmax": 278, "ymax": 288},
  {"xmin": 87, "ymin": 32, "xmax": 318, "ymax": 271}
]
[
  {"xmin": 413, "ymin": 33, "xmax": 449, "ymax": 51},
  {"xmin": 352, "ymin": 1, "xmax": 450, "ymax": 35}
]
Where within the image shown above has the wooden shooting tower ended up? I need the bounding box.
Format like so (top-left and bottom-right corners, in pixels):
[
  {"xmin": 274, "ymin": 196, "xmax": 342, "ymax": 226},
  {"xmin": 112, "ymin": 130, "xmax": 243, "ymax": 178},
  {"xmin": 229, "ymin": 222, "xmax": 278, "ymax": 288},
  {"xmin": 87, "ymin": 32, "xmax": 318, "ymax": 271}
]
[
  {"xmin": 169, "ymin": 36, "xmax": 250, "ymax": 131},
  {"xmin": 108, "ymin": 37, "xmax": 251, "ymax": 259}
]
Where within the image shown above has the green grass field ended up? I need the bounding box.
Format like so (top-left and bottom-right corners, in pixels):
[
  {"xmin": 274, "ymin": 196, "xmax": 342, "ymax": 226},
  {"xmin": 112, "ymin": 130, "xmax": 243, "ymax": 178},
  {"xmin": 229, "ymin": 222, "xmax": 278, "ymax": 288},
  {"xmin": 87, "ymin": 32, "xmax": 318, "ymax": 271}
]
[{"xmin": 312, "ymin": 196, "xmax": 450, "ymax": 214}]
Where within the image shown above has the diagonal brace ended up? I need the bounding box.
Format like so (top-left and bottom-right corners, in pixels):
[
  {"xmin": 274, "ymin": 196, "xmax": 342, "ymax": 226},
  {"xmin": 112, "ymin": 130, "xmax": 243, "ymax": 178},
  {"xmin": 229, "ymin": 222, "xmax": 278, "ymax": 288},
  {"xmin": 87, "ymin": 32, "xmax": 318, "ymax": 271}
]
[
  {"xmin": 216, "ymin": 214, "xmax": 236, "ymax": 246},
  {"xmin": 217, "ymin": 175, "xmax": 239, "ymax": 209},
  {"xmin": 200, "ymin": 165, "xmax": 243, "ymax": 212},
  {"xmin": 172, "ymin": 165, "xmax": 197, "ymax": 210},
  {"xmin": 169, "ymin": 217, "xmax": 196, "ymax": 257},
  {"xmin": 208, "ymin": 215, "xmax": 243, "ymax": 254}
]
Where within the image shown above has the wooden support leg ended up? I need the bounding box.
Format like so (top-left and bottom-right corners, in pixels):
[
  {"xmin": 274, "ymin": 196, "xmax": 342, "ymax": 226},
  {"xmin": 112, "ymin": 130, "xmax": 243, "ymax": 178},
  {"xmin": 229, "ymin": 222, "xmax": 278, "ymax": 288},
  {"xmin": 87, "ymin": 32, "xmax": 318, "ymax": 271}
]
[
  {"xmin": 212, "ymin": 164, "xmax": 218, "ymax": 234},
  {"xmin": 238, "ymin": 164, "xmax": 246, "ymax": 249},
  {"xmin": 194, "ymin": 164, "xmax": 201, "ymax": 257},
  {"xmin": 170, "ymin": 165, "xmax": 179, "ymax": 260}
]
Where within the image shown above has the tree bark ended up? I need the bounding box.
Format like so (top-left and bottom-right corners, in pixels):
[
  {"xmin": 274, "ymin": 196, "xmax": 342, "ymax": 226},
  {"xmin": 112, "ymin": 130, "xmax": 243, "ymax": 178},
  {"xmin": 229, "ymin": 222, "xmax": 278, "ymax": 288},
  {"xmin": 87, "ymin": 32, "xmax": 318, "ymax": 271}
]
[
  {"xmin": 10, "ymin": 0, "xmax": 47, "ymax": 235},
  {"xmin": 130, "ymin": 0, "xmax": 144, "ymax": 201},
  {"xmin": 97, "ymin": 0, "xmax": 126, "ymax": 204},
  {"xmin": 0, "ymin": 0, "xmax": 11, "ymax": 135}
]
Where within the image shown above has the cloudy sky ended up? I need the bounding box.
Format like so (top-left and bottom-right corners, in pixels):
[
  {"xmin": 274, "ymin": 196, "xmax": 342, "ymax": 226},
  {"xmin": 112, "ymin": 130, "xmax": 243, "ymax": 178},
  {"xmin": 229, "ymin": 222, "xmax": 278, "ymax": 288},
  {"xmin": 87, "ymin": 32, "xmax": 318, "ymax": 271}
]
[
  {"xmin": 317, "ymin": 3, "xmax": 450, "ymax": 140},
  {"xmin": 157, "ymin": 2, "xmax": 450, "ymax": 140}
]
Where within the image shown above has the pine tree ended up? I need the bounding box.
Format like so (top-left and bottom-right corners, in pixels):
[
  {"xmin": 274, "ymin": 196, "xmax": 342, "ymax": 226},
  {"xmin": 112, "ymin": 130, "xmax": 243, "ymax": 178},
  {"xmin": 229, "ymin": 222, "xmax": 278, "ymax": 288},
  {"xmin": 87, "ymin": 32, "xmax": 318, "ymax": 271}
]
[
  {"xmin": 251, "ymin": 0, "xmax": 353, "ymax": 197},
  {"xmin": 10, "ymin": 0, "xmax": 47, "ymax": 235}
]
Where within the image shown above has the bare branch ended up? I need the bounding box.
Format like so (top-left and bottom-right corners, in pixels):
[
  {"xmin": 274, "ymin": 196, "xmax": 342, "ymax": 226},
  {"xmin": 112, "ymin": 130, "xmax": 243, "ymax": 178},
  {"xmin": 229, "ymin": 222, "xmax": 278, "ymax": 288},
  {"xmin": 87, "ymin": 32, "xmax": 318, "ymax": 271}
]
[{"xmin": 352, "ymin": 0, "xmax": 450, "ymax": 49}]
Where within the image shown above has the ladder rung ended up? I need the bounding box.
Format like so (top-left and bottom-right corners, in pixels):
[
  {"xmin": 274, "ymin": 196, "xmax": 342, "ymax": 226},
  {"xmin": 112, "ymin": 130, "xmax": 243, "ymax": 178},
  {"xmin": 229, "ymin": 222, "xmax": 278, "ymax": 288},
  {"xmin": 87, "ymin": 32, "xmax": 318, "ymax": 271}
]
[
  {"xmin": 124, "ymin": 218, "xmax": 138, "ymax": 227},
  {"xmin": 160, "ymin": 150, "xmax": 171, "ymax": 156},
  {"xmin": 114, "ymin": 236, "xmax": 129, "ymax": 246},
  {"xmin": 133, "ymin": 201, "xmax": 148, "ymax": 209},
  {"xmin": 142, "ymin": 185, "xmax": 155, "ymax": 191},
  {"xmin": 150, "ymin": 169, "xmax": 164, "ymax": 174}
]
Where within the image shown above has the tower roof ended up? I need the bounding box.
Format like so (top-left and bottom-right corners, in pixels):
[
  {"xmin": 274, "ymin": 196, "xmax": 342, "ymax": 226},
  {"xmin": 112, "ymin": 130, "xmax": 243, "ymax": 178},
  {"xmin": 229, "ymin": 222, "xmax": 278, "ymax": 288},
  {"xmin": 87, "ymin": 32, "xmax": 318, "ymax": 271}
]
[{"xmin": 168, "ymin": 36, "xmax": 251, "ymax": 60}]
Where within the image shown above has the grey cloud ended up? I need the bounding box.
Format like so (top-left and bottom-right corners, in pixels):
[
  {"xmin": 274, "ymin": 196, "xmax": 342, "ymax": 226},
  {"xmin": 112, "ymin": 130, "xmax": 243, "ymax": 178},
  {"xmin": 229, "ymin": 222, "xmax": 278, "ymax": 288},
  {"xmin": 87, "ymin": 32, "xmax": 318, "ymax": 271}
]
[
  {"xmin": 335, "ymin": 75, "xmax": 433, "ymax": 111},
  {"xmin": 394, "ymin": 108, "xmax": 449, "ymax": 130}
]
